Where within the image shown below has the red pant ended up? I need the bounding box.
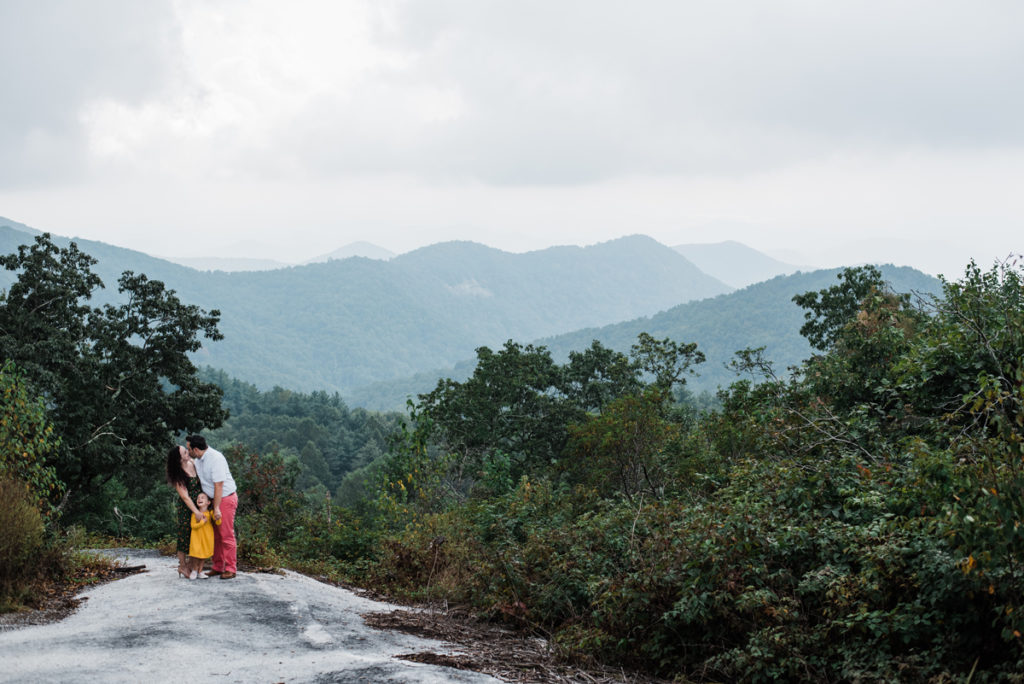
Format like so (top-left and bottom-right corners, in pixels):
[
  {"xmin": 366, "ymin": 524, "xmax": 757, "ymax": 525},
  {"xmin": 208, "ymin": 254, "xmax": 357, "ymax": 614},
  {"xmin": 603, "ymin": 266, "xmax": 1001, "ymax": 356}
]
[{"xmin": 213, "ymin": 493, "xmax": 238, "ymax": 573}]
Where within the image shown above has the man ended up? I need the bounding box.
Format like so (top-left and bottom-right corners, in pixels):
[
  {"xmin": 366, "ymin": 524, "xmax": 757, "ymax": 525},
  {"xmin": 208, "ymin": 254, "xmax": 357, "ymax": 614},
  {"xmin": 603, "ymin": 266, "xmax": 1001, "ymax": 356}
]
[{"xmin": 188, "ymin": 435, "xmax": 239, "ymax": 579}]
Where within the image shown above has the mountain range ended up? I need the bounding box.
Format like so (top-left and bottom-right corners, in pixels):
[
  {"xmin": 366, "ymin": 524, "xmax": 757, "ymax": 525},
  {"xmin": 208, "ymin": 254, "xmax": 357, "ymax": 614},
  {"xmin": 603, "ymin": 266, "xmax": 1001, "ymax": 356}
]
[
  {"xmin": 1, "ymin": 220, "xmax": 731, "ymax": 393},
  {"xmin": 2, "ymin": 217, "xmax": 943, "ymax": 409},
  {"xmin": 346, "ymin": 265, "xmax": 942, "ymax": 409},
  {"xmin": 163, "ymin": 240, "xmax": 397, "ymax": 272}
]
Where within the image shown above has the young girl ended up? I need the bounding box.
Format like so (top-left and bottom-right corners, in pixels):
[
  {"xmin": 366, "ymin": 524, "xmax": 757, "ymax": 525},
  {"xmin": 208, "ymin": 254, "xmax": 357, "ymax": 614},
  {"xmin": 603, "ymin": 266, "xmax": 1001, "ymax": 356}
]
[{"xmin": 188, "ymin": 493, "xmax": 221, "ymax": 580}]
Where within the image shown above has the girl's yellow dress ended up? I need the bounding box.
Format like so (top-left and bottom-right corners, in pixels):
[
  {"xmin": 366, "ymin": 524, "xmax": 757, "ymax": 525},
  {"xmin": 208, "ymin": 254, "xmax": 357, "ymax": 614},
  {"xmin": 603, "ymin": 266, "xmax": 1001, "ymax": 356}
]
[{"xmin": 189, "ymin": 512, "xmax": 221, "ymax": 559}]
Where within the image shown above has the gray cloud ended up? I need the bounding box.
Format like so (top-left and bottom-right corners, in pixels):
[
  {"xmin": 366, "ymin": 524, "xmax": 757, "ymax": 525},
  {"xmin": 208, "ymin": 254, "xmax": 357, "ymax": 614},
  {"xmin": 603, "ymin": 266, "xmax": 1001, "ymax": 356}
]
[
  {"xmin": 397, "ymin": 1, "xmax": 1024, "ymax": 178},
  {"xmin": 0, "ymin": 0, "xmax": 178, "ymax": 185},
  {"xmin": 261, "ymin": 0, "xmax": 1024, "ymax": 185},
  {"xmin": 4, "ymin": 1, "xmax": 1023, "ymax": 188}
]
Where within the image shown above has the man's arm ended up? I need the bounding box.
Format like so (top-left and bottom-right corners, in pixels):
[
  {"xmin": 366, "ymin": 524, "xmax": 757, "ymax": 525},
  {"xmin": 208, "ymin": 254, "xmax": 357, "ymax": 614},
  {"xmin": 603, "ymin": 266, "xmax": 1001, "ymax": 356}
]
[{"xmin": 213, "ymin": 481, "xmax": 224, "ymax": 521}]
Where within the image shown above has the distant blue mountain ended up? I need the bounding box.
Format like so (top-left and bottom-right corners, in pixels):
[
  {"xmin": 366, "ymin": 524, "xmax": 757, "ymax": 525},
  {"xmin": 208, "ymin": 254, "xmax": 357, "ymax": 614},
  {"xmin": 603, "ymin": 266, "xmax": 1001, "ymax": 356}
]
[
  {"xmin": 305, "ymin": 241, "xmax": 395, "ymax": 263},
  {"xmin": 163, "ymin": 256, "xmax": 293, "ymax": 272},
  {"xmin": 0, "ymin": 216, "xmax": 42, "ymax": 236},
  {"xmin": 674, "ymin": 240, "xmax": 805, "ymax": 288}
]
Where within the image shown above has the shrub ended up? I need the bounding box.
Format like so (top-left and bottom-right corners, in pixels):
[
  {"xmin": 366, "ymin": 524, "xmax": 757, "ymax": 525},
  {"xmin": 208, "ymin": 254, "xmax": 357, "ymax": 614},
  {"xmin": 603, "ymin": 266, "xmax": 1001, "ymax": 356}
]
[
  {"xmin": 0, "ymin": 361, "xmax": 63, "ymax": 515},
  {"xmin": 565, "ymin": 390, "xmax": 680, "ymax": 502},
  {"xmin": 0, "ymin": 477, "xmax": 45, "ymax": 605}
]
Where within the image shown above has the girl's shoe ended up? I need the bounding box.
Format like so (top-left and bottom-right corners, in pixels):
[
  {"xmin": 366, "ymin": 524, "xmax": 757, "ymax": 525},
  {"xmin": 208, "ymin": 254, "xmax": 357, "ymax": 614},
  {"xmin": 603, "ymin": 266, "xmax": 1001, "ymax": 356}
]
[
  {"xmin": 189, "ymin": 570, "xmax": 198, "ymax": 580},
  {"xmin": 177, "ymin": 566, "xmax": 188, "ymax": 578}
]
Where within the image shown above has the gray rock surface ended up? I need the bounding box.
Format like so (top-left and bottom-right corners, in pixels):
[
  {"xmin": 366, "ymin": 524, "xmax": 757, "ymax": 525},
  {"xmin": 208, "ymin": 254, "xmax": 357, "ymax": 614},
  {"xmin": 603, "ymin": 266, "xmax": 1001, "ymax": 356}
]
[{"xmin": 0, "ymin": 549, "xmax": 498, "ymax": 683}]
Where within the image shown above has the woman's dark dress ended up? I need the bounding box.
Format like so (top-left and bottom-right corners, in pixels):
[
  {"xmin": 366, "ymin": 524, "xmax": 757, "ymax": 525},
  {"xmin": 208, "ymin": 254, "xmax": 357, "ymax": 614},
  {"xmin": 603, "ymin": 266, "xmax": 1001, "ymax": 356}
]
[{"xmin": 176, "ymin": 476, "xmax": 202, "ymax": 554}]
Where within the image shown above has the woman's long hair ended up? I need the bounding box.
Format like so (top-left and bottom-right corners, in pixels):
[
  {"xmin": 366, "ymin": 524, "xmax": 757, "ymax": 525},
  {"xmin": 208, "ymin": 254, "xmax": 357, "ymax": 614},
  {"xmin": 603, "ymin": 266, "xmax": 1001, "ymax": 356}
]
[{"xmin": 166, "ymin": 446, "xmax": 190, "ymax": 488}]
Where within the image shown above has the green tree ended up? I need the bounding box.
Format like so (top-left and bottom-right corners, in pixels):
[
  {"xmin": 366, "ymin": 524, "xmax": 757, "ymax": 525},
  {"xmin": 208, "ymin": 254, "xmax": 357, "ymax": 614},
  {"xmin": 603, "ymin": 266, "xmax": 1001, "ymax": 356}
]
[
  {"xmin": 297, "ymin": 440, "xmax": 331, "ymax": 490},
  {"xmin": 419, "ymin": 341, "xmax": 580, "ymax": 479},
  {"xmin": 0, "ymin": 234, "xmax": 227, "ymax": 512},
  {"xmin": 417, "ymin": 335, "xmax": 706, "ymax": 486},
  {"xmin": 562, "ymin": 340, "xmax": 642, "ymax": 413},
  {"xmin": 630, "ymin": 332, "xmax": 706, "ymax": 398},
  {"xmin": 792, "ymin": 265, "xmax": 910, "ymax": 351},
  {"xmin": 784, "ymin": 266, "xmax": 925, "ymax": 456}
]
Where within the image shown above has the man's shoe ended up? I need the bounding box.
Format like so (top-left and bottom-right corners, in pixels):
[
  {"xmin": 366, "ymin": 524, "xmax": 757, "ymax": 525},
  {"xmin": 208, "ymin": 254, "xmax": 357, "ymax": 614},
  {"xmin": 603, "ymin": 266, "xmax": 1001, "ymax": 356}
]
[
  {"xmin": 204, "ymin": 570, "xmax": 222, "ymax": 578},
  {"xmin": 220, "ymin": 572, "xmax": 237, "ymax": 580}
]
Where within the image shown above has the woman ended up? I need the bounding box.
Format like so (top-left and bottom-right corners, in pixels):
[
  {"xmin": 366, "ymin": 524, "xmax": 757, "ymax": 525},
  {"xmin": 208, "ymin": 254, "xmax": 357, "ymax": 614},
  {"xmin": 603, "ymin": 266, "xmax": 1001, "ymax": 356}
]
[{"xmin": 166, "ymin": 445, "xmax": 203, "ymax": 578}]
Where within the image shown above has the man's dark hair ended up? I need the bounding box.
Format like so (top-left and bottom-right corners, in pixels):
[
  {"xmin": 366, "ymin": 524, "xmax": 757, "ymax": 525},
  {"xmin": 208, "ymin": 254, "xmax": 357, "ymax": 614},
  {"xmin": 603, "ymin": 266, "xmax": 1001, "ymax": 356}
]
[{"xmin": 190, "ymin": 435, "xmax": 208, "ymax": 451}]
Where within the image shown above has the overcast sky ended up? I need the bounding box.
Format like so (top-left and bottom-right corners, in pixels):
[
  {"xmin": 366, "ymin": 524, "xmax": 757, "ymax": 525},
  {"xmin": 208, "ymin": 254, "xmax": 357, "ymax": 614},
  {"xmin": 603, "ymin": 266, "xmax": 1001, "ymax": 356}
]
[{"xmin": 1, "ymin": 0, "xmax": 1021, "ymax": 276}]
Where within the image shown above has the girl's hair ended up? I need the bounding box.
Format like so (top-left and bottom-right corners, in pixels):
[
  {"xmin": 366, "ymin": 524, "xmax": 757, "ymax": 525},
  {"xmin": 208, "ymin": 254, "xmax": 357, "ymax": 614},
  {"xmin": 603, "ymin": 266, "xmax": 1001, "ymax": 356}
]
[{"xmin": 166, "ymin": 446, "xmax": 189, "ymax": 488}]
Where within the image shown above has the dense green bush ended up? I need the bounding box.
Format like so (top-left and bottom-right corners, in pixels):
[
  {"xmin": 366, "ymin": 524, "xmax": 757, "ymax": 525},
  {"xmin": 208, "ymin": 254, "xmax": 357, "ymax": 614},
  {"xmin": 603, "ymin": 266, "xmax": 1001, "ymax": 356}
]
[
  {"xmin": 0, "ymin": 362, "xmax": 82, "ymax": 612},
  {"xmin": 0, "ymin": 477, "xmax": 45, "ymax": 605},
  {"xmin": 0, "ymin": 361, "xmax": 63, "ymax": 514}
]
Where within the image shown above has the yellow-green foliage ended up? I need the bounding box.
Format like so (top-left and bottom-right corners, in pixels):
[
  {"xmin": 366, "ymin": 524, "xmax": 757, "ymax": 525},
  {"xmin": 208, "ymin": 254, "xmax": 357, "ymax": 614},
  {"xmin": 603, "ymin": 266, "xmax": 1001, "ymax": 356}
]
[
  {"xmin": 0, "ymin": 361, "xmax": 63, "ymax": 513},
  {"xmin": 0, "ymin": 363, "xmax": 68, "ymax": 609}
]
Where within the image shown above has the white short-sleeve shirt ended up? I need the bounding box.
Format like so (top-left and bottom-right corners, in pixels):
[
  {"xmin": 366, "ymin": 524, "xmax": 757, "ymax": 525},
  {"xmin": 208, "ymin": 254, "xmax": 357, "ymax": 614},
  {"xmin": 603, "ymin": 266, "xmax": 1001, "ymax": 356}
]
[{"xmin": 194, "ymin": 446, "xmax": 237, "ymax": 499}]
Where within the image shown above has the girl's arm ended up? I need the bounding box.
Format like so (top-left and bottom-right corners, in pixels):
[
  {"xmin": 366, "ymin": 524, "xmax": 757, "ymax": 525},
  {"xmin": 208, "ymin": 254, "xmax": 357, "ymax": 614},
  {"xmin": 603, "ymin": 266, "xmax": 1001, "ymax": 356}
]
[
  {"xmin": 174, "ymin": 482, "xmax": 201, "ymax": 519},
  {"xmin": 190, "ymin": 515, "xmax": 207, "ymax": 530}
]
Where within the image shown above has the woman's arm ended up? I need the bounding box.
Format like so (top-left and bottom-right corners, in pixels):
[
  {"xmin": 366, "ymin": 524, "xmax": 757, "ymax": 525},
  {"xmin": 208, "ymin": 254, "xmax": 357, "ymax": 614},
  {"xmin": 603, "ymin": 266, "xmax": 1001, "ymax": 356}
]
[{"xmin": 174, "ymin": 482, "xmax": 201, "ymax": 518}]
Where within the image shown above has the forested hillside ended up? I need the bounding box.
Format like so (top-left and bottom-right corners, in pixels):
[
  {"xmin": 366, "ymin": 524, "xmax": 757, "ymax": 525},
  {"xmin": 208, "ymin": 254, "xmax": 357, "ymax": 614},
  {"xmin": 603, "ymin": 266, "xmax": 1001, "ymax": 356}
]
[
  {"xmin": 0, "ymin": 223, "xmax": 730, "ymax": 393},
  {"xmin": 198, "ymin": 368, "xmax": 403, "ymax": 496},
  {"xmin": 347, "ymin": 265, "xmax": 941, "ymax": 409},
  {"xmin": 537, "ymin": 265, "xmax": 941, "ymax": 391},
  {"xmin": 0, "ymin": 216, "xmax": 41, "ymax": 237}
]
